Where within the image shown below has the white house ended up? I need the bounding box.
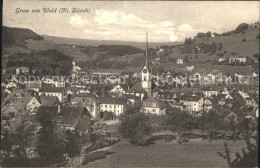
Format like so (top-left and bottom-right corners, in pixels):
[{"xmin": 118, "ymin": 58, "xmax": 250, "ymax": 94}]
[
  {"xmin": 6, "ymin": 82, "xmax": 18, "ymax": 89},
  {"xmin": 142, "ymin": 97, "xmax": 171, "ymax": 115},
  {"xmin": 218, "ymin": 58, "xmax": 225, "ymax": 62},
  {"xmin": 42, "ymin": 76, "xmax": 65, "ymax": 87},
  {"xmin": 202, "ymin": 88, "xmax": 218, "ymax": 97},
  {"xmin": 176, "ymin": 59, "xmax": 184, "ymax": 64},
  {"xmin": 39, "ymin": 87, "xmax": 65, "ymax": 102},
  {"xmin": 229, "ymin": 57, "xmax": 247, "ymax": 64},
  {"xmin": 16, "ymin": 67, "xmax": 29, "ymax": 75},
  {"xmin": 99, "ymin": 97, "xmax": 128, "ymax": 116}
]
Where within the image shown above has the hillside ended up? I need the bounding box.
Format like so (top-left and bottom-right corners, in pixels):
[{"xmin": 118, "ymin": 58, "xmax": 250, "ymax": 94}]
[
  {"xmin": 42, "ymin": 35, "xmax": 181, "ymax": 50},
  {"xmin": 155, "ymin": 22, "xmax": 260, "ymax": 75},
  {"xmin": 2, "ymin": 26, "xmax": 43, "ymax": 47},
  {"xmin": 2, "ymin": 22, "xmax": 259, "ymax": 75}
]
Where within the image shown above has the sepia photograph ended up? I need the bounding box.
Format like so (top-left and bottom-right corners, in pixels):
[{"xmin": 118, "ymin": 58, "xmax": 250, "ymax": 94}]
[{"xmin": 1, "ymin": 0, "xmax": 259, "ymax": 167}]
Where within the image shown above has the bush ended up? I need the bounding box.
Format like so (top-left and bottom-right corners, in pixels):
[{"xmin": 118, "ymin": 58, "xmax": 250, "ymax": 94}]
[{"xmin": 242, "ymin": 38, "xmax": 246, "ymax": 42}]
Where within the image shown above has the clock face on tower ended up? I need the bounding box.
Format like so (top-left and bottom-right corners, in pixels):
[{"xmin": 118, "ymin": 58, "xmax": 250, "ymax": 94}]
[{"xmin": 143, "ymin": 69, "xmax": 147, "ymax": 73}]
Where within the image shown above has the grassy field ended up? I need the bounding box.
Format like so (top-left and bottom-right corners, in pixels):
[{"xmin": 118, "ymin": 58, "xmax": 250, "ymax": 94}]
[{"xmin": 85, "ymin": 138, "xmax": 246, "ymax": 167}]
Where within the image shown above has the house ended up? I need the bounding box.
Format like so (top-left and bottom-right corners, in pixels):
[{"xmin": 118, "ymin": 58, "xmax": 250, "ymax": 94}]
[
  {"xmin": 110, "ymin": 84, "xmax": 129, "ymax": 94},
  {"xmin": 167, "ymin": 100, "xmax": 184, "ymax": 111},
  {"xmin": 98, "ymin": 97, "xmax": 128, "ymax": 117},
  {"xmin": 38, "ymin": 105, "xmax": 92, "ymax": 137},
  {"xmin": 6, "ymin": 82, "xmax": 18, "ymax": 89},
  {"xmin": 25, "ymin": 95, "xmax": 59, "ymax": 112},
  {"xmin": 92, "ymin": 70, "xmax": 121, "ymax": 76},
  {"xmin": 26, "ymin": 97, "xmax": 42, "ymax": 110},
  {"xmin": 203, "ymin": 99, "xmax": 213, "ymax": 112},
  {"xmin": 237, "ymin": 90, "xmax": 250, "ymax": 99},
  {"xmin": 70, "ymin": 93, "xmax": 99, "ymax": 118},
  {"xmin": 229, "ymin": 56, "xmax": 246, "ymax": 64},
  {"xmin": 39, "ymin": 85, "xmax": 66, "ymax": 102},
  {"xmin": 176, "ymin": 59, "xmax": 184, "ymax": 64},
  {"xmin": 202, "ymin": 87, "xmax": 218, "ymax": 97},
  {"xmin": 42, "ymin": 76, "xmax": 65, "ymax": 87},
  {"xmin": 16, "ymin": 67, "xmax": 29, "ymax": 75},
  {"xmin": 124, "ymin": 94, "xmax": 139, "ymax": 104},
  {"xmin": 218, "ymin": 58, "xmax": 225, "ymax": 62},
  {"xmin": 26, "ymin": 83, "xmax": 41, "ymax": 92},
  {"xmin": 126, "ymin": 82, "xmax": 147, "ymax": 101},
  {"xmin": 156, "ymin": 91, "xmax": 178, "ymax": 101},
  {"xmin": 142, "ymin": 97, "xmax": 172, "ymax": 115},
  {"xmin": 179, "ymin": 94, "xmax": 204, "ymax": 114},
  {"xmin": 185, "ymin": 65, "xmax": 195, "ymax": 71}
]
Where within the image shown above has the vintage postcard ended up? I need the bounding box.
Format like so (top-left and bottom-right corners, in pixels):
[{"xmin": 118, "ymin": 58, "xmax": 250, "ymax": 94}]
[{"xmin": 1, "ymin": 1, "xmax": 259, "ymax": 167}]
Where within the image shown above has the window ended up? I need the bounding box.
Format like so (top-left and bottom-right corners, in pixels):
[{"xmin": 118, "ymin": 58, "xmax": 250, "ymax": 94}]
[
  {"xmin": 105, "ymin": 105, "xmax": 107, "ymax": 108},
  {"xmin": 110, "ymin": 105, "xmax": 112, "ymax": 108},
  {"xmin": 152, "ymin": 109, "xmax": 156, "ymax": 112}
]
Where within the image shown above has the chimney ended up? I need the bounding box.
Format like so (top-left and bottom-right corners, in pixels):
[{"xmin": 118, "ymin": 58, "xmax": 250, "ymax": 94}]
[{"xmin": 57, "ymin": 104, "xmax": 61, "ymax": 113}]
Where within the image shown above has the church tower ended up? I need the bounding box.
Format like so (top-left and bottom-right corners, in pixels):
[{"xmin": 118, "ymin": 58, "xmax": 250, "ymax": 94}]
[{"xmin": 141, "ymin": 33, "xmax": 152, "ymax": 97}]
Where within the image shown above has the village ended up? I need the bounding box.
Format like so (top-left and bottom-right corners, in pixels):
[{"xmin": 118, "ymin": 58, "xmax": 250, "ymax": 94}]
[
  {"xmin": 1, "ymin": 32, "xmax": 259, "ymax": 167},
  {"xmin": 1, "ymin": 1, "xmax": 259, "ymax": 167}
]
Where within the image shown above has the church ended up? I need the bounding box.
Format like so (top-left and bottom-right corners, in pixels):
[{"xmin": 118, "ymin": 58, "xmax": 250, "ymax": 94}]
[{"xmin": 126, "ymin": 34, "xmax": 156, "ymax": 101}]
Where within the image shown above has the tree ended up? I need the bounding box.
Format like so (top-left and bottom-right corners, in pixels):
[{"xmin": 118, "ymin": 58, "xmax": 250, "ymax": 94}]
[
  {"xmin": 184, "ymin": 37, "xmax": 192, "ymax": 46},
  {"xmin": 198, "ymin": 110, "xmax": 222, "ymax": 143},
  {"xmin": 234, "ymin": 23, "xmax": 248, "ymax": 34},
  {"xmin": 1, "ymin": 107, "xmax": 36, "ymax": 167},
  {"xmin": 118, "ymin": 105, "xmax": 152, "ymax": 146},
  {"xmin": 166, "ymin": 110, "xmax": 194, "ymax": 144},
  {"xmin": 184, "ymin": 55, "xmax": 189, "ymax": 63},
  {"xmin": 36, "ymin": 106, "xmax": 68, "ymax": 159},
  {"xmin": 206, "ymin": 31, "xmax": 211, "ymax": 37},
  {"xmin": 218, "ymin": 42, "xmax": 223, "ymax": 50},
  {"xmin": 218, "ymin": 128, "xmax": 257, "ymax": 167}
]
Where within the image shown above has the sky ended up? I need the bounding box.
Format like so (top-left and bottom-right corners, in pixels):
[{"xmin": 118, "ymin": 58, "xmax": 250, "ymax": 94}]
[{"xmin": 3, "ymin": 1, "xmax": 260, "ymax": 42}]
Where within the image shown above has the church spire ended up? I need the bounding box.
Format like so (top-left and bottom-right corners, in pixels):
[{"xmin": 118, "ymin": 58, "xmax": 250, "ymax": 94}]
[{"xmin": 145, "ymin": 33, "xmax": 149, "ymax": 68}]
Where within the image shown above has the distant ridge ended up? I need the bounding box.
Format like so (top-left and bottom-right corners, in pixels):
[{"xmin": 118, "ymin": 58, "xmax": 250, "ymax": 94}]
[
  {"xmin": 42, "ymin": 35, "xmax": 182, "ymax": 50},
  {"xmin": 2, "ymin": 26, "xmax": 43, "ymax": 47}
]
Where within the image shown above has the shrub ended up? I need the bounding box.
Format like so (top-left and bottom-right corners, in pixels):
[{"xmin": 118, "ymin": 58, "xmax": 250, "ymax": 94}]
[{"xmin": 242, "ymin": 38, "xmax": 246, "ymax": 42}]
